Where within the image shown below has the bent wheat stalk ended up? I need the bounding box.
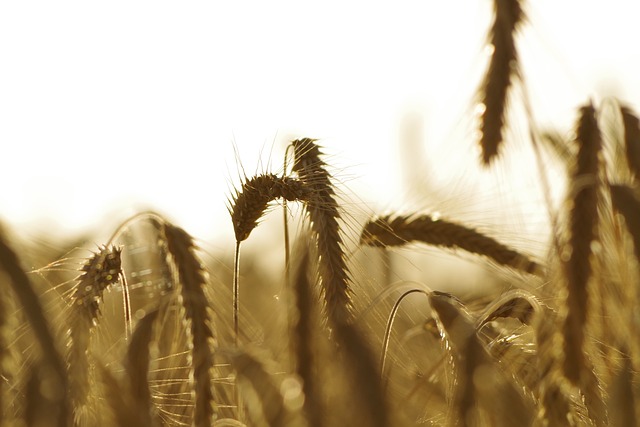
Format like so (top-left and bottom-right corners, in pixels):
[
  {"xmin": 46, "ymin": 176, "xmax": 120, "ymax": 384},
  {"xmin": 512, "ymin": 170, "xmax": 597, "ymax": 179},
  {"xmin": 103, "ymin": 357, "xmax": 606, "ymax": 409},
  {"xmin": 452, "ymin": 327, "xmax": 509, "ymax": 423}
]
[{"xmin": 361, "ymin": 214, "xmax": 542, "ymax": 275}]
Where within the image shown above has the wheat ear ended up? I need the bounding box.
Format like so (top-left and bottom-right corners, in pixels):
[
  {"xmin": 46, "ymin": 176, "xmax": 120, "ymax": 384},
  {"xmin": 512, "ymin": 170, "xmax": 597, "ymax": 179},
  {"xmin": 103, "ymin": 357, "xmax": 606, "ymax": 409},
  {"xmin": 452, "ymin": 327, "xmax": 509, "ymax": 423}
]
[
  {"xmin": 229, "ymin": 174, "xmax": 309, "ymax": 346},
  {"xmin": 361, "ymin": 214, "xmax": 542, "ymax": 275},
  {"xmin": 160, "ymin": 221, "xmax": 217, "ymax": 427},
  {"xmin": 478, "ymin": 0, "xmax": 524, "ymax": 165},
  {"xmin": 229, "ymin": 174, "xmax": 309, "ymax": 243},
  {"xmin": 562, "ymin": 102, "xmax": 601, "ymax": 385},
  {"xmin": 0, "ymin": 231, "xmax": 69, "ymax": 427},
  {"xmin": 291, "ymin": 138, "xmax": 352, "ymax": 324},
  {"xmin": 67, "ymin": 245, "xmax": 122, "ymax": 425}
]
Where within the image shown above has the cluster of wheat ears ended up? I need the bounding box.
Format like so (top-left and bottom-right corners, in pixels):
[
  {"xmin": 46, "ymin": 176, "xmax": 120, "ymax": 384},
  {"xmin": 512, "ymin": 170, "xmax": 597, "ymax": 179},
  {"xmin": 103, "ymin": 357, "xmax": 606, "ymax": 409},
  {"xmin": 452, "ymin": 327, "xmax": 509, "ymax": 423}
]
[{"xmin": 2, "ymin": 1, "xmax": 640, "ymax": 426}]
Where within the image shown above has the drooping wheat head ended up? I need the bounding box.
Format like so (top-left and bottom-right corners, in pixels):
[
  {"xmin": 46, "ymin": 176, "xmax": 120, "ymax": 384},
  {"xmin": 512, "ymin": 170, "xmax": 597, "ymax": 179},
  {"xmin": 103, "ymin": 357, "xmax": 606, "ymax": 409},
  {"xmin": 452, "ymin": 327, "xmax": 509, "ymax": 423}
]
[
  {"xmin": 290, "ymin": 138, "xmax": 353, "ymax": 325},
  {"xmin": 361, "ymin": 213, "xmax": 543, "ymax": 276}
]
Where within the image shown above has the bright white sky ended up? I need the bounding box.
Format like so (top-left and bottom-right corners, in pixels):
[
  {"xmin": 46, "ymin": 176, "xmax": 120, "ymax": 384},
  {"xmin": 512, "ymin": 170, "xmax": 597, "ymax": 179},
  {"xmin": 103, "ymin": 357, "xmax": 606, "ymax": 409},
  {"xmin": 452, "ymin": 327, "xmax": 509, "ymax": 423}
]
[{"xmin": 1, "ymin": 1, "xmax": 639, "ymax": 245}]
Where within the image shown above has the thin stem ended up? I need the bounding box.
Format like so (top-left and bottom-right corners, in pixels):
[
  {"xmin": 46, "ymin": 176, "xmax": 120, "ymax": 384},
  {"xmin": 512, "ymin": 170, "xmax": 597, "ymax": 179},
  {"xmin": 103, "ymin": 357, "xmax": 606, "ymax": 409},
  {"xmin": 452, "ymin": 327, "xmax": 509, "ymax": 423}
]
[
  {"xmin": 233, "ymin": 241, "xmax": 241, "ymax": 349},
  {"xmin": 380, "ymin": 289, "xmax": 429, "ymax": 385}
]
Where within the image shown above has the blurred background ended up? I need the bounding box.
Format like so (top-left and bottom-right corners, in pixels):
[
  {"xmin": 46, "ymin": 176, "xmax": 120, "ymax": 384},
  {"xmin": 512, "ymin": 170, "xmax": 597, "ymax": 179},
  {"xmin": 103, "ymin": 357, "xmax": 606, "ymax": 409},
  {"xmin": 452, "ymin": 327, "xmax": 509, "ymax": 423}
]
[{"xmin": 1, "ymin": 0, "xmax": 639, "ymax": 250}]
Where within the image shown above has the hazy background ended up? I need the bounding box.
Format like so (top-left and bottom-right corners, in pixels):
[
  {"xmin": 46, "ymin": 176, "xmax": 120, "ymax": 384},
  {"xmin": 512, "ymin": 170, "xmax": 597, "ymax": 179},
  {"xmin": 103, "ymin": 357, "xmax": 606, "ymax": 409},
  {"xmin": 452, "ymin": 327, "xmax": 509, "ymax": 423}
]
[{"xmin": 1, "ymin": 1, "xmax": 639, "ymax": 249}]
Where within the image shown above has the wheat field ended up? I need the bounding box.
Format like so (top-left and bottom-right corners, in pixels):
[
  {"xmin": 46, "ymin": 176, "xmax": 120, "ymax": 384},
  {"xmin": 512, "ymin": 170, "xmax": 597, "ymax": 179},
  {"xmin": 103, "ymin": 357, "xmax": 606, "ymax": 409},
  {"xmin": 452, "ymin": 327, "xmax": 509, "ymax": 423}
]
[{"xmin": 2, "ymin": 1, "xmax": 640, "ymax": 426}]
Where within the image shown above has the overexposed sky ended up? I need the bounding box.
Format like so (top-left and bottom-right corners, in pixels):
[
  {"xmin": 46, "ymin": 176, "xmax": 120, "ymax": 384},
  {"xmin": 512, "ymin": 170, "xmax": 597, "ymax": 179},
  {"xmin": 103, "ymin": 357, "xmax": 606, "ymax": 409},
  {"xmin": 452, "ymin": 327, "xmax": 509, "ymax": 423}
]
[{"xmin": 1, "ymin": 1, "xmax": 639, "ymax": 244}]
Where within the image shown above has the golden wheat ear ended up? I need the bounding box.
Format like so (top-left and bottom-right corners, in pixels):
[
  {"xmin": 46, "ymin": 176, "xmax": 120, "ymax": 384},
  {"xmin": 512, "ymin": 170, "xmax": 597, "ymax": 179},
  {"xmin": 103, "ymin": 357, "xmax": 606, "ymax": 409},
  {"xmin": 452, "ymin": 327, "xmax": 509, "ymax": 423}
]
[
  {"xmin": 229, "ymin": 173, "xmax": 309, "ymax": 346},
  {"xmin": 0, "ymin": 231, "xmax": 70, "ymax": 427},
  {"xmin": 361, "ymin": 214, "xmax": 543, "ymax": 276},
  {"xmin": 158, "ymin": 220, "xmax": 218, "ymax": 427},
  {"xmin": 478, "ymin": 0, "xmax": 524, "ymax": 165},
  {"xmin": 290, "ymin": 138, "xmax": 353, "ymax": 325},
  {"xmin": 66, "ymin": 245, "xmax": 123, "ymax": 425},
  {"xmin": 562, "ymin": 102, "xmax": 602, "ymax": 386}
]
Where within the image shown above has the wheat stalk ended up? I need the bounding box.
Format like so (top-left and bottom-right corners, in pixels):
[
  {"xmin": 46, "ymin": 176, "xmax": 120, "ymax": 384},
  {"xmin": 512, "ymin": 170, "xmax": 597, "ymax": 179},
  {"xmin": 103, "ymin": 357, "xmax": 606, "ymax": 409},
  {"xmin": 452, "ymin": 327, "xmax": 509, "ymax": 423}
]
[{"xmin": 361, "ymin": 214, "xmax": 542, "ymax": 275}]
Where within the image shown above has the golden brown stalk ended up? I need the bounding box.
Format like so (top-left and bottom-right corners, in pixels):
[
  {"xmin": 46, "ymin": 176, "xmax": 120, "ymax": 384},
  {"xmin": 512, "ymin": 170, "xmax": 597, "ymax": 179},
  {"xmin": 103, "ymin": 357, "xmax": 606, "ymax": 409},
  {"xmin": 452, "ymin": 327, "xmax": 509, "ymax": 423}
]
[
  {"xmin": 478, "ymin": 0, "xmax": 524, "ymax": 165},
  {"xmin": 563, "ymin": 103, "xmax": 601, "ymax": 385},
  {"xmin": 160, "ymin": 221, "xmax": 217, "ymax": 427},
  {"xmin": 291, "ymin": 138, "xmax": 353, "ymax": 324},
  {"xmin": 0, "ymin": 231, "xmax": 69, "ymax": 427},
  {"xmin": 125, "ymin": 308, "xmax": 160, "ymax": 427},
  {"xmin": 67, "ymin": 245, "xmax": 123, "ymax": 425},
  {"xmin": 291, "ymin": 244, "xmax": 324, "ymax": 427},
  {"xmin": 620, "ymin": 105, "xmax": 640, "ymax": 178},
  {"xmin": 429, "ymin": 291, "xmax": 533, "ymax": 426},
  {"xmin": 361, "ymin": 214, "xmax": 542, "ymax": 275}
]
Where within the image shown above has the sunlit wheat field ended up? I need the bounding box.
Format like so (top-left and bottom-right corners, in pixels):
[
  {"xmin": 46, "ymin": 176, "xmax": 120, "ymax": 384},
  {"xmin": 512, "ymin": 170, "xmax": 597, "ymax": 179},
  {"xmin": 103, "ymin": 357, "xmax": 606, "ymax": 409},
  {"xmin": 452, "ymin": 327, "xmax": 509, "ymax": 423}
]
[{"xmin": 2, "ymin": 1, "xmax": 640, "ymax": 426}]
